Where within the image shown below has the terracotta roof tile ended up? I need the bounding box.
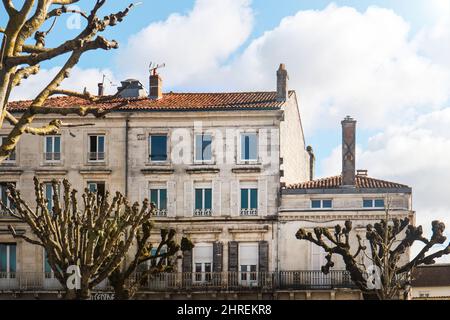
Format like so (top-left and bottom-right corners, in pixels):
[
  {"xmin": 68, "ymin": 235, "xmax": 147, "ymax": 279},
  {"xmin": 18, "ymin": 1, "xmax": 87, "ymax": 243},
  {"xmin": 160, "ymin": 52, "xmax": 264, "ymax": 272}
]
[
  {"xmin": 286, "ymin": 174, "xmax": 410, "ymax": 190},
  {"xmin": 7, "ymin": 91, "xmax": 295, "ymax": 112}
]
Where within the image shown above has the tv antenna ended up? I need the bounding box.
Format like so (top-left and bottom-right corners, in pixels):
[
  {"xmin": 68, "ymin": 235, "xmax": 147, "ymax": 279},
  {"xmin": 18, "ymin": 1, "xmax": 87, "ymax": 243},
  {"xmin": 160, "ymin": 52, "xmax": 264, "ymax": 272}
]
[{"xmin": 149, "ymin": 62, "xmax": 166, "ymax": 75}]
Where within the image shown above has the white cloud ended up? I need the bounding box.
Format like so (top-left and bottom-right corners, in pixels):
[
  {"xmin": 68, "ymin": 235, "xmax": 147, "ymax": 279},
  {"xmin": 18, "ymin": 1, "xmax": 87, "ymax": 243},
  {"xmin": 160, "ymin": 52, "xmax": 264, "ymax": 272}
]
[
  {"xmin": 10, "ymin": 66, "xmax": 117, "ymax": 101},
  {"xmin": 115, "ymin": 0, "xmax": 253, "ymax": 89}
]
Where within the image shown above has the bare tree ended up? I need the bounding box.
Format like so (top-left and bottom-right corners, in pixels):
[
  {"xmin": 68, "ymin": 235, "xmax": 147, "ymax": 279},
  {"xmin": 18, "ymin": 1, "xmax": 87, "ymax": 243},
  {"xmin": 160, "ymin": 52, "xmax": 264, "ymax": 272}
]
[
  {"xmin": 0, "ymin": 0, "xmax": 137, "ymax": 162},
  {"xmin": 296, "ymin": 201, "xmax": 450, "ymax": 300},
  {"xmin": 0, "ymin": 177, "xmax": 191, "ymax": 300}
]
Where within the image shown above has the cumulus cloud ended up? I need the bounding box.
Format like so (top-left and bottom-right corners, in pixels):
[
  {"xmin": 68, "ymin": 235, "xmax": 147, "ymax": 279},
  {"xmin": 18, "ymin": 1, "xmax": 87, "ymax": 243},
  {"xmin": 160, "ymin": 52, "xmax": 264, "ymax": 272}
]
[
  {"xmin": 115, "ymin": 0, "xmax": 253, "ymax": 89},
  {"xmin": 10, "ymin": 67, "xmax": 117, "ymax": 101}
]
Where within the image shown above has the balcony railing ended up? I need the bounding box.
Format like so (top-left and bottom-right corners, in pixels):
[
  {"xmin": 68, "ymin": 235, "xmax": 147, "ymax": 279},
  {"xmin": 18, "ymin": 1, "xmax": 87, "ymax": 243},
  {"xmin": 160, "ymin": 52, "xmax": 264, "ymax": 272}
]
[
  {"xmin": 44, "ymin": 152, "xmax": 61, "ymax": 162},
  {"xmin": 87, "ymin": 152, "xmax": 105, "ymax": 162},
  {"xmin": 0, "ymin": 271, "xmax": 357, "ymax": 292},
  {"xmin": 153, "ymin": 209, "xmax": 167, "ymax": 217},
  {"xmin": 194, "ymin": 208, "xmax": 212, "ymax": 217},
  {"xmin": 0, "ymin": 208, "xmax": 16, "ymax": 219},
  {"xmin": 240, "ymin": 208, "xmax": 258, "ymax": 216}
]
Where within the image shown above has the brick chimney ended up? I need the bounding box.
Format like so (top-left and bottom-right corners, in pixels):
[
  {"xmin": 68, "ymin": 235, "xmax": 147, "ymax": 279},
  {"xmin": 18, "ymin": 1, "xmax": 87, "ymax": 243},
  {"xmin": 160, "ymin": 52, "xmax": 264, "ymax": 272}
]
[
  {"xmin": 97, "ymin": 82, "xmax": 104, "ymax": 96},
  {"xmin": 276, "ymin": 63, "xmax": 289, "ymax": 101},
  {"xmin": 341, "ymin": 116, "xmax": 356, "ymax": 187},
  {"xmin": 306, "ymin": 145, "xmax": 315, "ymax": 181},
  {"xmin": 149, "ymin": 71, "xmax": 163, "ymax": 100}
]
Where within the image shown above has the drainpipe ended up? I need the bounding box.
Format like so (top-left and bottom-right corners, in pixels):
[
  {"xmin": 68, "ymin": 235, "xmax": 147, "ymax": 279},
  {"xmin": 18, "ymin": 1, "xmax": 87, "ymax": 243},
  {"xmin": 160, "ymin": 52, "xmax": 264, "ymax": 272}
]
[{"xmin": 125, "ymin": 117, "xmax": 130, "ymax": 198}]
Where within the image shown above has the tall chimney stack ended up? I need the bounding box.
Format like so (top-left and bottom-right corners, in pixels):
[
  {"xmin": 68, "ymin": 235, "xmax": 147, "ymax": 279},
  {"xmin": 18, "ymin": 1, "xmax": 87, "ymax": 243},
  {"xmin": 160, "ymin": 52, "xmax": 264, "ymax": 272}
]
[
  {"xmin": 341, "ymin": 116, "xmax": 356, "ymax": 187},
  {"xmin": 276, "ymin": 63, "xmax": 289, "ymax": 101},
  {"xmin": 149, "ymin": 71, "xmax": 163, "ymax": 100},
  {"xmin": 98, "ymin": 82, "xmax": 104, "ymax": 96}
]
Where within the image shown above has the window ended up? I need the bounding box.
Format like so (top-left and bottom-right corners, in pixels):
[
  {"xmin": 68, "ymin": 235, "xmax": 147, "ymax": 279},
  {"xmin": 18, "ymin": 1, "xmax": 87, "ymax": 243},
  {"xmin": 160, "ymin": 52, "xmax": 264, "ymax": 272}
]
[
  {"xmin": 0, "ymin": 182, "xmax": 15, "ymax": 216},
  {"xmin": 193, "ymin": 245, "xmax": 213, "ymax": 283},
  {"xmin": 239, "ymin": 243, "xmax": 258, "ymax": 285},
  {"xmin": 88, "ymin": 135, "xmax": 105, "ymax": 161},
  {"xmin": 240, "ymin": 133, "xmax": 258, "ymax": 161},
  {"xmin": 240, "ymin": 188, "xmax": 258, "ymax": 216},
  {"xmin": 195, "ymin": 134, "xmax": 212, "ymax": 162},
  {"xmin": 149, "ymin": 135, "xmax": 167, "ymax": 162},
  {"xmin": 44, "ymin": 136, "xmax": 61, "ymax": 161},
  {"xmin": 44, "ymin": 182, "xmax": 60, "ymax": 213},
  {"xmin": 419, "ymin": 292, "xmax": 430, "ymax": 298},
  {"xmin": 0, "ymin": 243, "xmax": 16, "ymax": 278},
  {"xmin": 1, "ymin": 136, "xmax": 16, "ymax": 162},
  {"xmin": 311, "ymin": 199, "xmax": 332, "ymax": 209},
  {"xmin": 363, "ymin": 199, "xmax": 385, "ymax": 208},
  {"xmin": 150, "ymin": 188, "xmax": 167, "ymax": 216},
  {"xmin": 88, "ymin": 182, "xmax": 106, "ymax": 198},
  {"xmin": 194, "ymin": 188, "xmax": 212, "ymax": 216}
]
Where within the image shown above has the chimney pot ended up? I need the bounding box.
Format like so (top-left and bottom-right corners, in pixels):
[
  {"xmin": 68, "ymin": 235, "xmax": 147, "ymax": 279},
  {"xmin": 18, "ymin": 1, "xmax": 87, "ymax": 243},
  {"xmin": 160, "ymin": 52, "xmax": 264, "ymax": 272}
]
[
  {"xmin": 98, "ymin": 82, "xmax": 104, "ymax": 96},
  {"xmin": 341, "ymin": 116, "xmax": 357, "ymax": 187},
  {"xmin": 149, "ymin": 73, "xmax": 163, "ymax": 100},
  {"xmin": 306, "ymin": 145, "xmax": 315, "ymax": 181},
  {"xmin": 276, "ymin": 63, "xmax": 289, "ymax": 101}
]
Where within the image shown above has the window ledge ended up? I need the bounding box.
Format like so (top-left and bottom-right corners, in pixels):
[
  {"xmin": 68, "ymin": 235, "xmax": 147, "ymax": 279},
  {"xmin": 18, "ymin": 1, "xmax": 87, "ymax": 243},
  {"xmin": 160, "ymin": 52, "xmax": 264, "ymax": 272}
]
[
  {"xmin": 79, "ymin": 169, "xmax": 112, "ymax": 175},
  {"xmin": 232, "ymin": 166, "xmax": 261, "ymax": 174},
  {"xmin": 141, "ymin": 167, "xmax": 175, "ymax": 175},
  {"xmin": 186, "ymin": 166, "xmax": 220, "ymax": 174}
]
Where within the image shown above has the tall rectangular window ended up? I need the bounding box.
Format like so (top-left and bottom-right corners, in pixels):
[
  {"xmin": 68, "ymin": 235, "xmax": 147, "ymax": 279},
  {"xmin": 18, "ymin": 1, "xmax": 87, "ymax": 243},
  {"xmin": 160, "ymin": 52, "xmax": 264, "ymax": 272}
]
[
  {"xmin": 194, "ymin": 188, "xmax": 212, "ymax": 216},
  {"xmin": 193, "ymin": 245, "xmax": 213, "ymax": 283},
  {"xmin": 240, "ymin": 188, "xmax": 258, "ymax": 216},
  {"xmin": 0, "ymin": 182, "xmax": 14, "ymax": 215},
  {"xmin": 44, "ymin": 183, "xmax": 60, "ymax": 213},
  {"xmin": 240, "ymin": 133, "xmax": 257, "ymax": 161},
  {"xmin": 150, "ymin": 135, "xmax": 168, "ymax": 162},
  {"xmin": 1, "ymin": 136, "xmax": 16, "ymax": 162},
  {"xmin": 88, "ymin": 135, "xmax": 105, "ymax": 161},
  {"xmin": 150, "ymin": 188, "xmax": 167, "ymax": 216},
  {"xmin": 239, "ymin": 243, "xmax": 258, "ymax": 284},
  {"xmin": 0, "ymin": 243, "xmax": 16, "ymax": 278},
  {"xmin": 195, "ymin": 134, "xmax": 212, "ymax": 162},
  {"xmin": 88, "ymin": 181, "xmax": 106, "ymax": 198},
  {"xmin": 45, "ymin": 136, "xmax": 61, "ymax": 161}
]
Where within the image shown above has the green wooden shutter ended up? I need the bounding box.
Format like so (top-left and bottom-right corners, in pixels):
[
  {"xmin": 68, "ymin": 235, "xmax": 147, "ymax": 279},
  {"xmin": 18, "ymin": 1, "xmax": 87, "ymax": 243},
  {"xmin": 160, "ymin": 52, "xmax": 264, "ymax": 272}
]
[
  {"xmin": 228, "ymin": 241, "xmax": 239, "ymax": 272},
  {"xmin": 258, "ymin": 241, "xmax": 269, "ymax": 272}
]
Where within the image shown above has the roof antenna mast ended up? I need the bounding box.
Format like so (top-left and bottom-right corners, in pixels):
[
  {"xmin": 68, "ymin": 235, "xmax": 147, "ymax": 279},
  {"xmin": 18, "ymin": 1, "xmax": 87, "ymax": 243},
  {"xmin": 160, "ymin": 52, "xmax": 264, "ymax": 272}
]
[{"xmin": 149, "ymin": 62, "xmax": 166, "ymax": 76}]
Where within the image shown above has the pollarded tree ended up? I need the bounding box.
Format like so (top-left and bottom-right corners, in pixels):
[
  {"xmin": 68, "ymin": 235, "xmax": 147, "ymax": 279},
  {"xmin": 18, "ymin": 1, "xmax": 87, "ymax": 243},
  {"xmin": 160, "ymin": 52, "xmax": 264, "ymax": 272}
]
[
  {"xmin": 296, "ymin": 209, "xmax": 450, "ymax": 300},
  {"xmin": 0, "ymin": 177, "xmax": 192, "ymax": 300},
  {"xmin": 0, "ymin": 0, "xmax": 137, "ymax": 162}
]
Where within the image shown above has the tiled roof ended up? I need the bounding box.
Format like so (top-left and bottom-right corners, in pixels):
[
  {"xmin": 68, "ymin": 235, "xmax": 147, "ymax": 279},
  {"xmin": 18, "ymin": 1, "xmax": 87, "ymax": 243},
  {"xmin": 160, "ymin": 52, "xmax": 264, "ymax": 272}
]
[
  {"xmin": 286, "ymin": 174, "xmax": 410, "ymax": 190},
  {"xmin": 7, "ymin": 91, "xmax": 294, "ymax": 112},
  {"xmin": 412, "ymin": 264, "xmax": 450, "ymax": 287}
]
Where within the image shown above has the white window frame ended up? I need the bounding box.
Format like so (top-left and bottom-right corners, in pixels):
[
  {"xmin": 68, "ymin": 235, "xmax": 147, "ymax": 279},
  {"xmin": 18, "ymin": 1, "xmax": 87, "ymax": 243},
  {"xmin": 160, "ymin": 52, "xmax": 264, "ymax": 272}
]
[
  {"xmin": 192, "ymin": 243, "xmax": 213, "ymax": 283},
  {"xmin": 363, "ymin": 198, "xmax": 385, "ymax": 209},
  {"xmin": 239, "ymin": 131, "xmax": 258, "ymax": 163},
  {"xmin": 1, "ymin": 136, "xmax": 16, "ymax": 163},
  {"xmin": 310, "ymin": 199, "xmax": 333, "ymax": 209},
  {"xmin": 44, "ymin": 135, "xmax": 61, "ymax": 162},
  {"xmin": 88, "ymin": 134, "xmax": 106, "ymax": 162},
  {"xmin": 149, "ymin": 183, "xmax": 168, "ymax": 216},
  {"xmin": 193, "ymin": 182, "xmax": 213, "ymax": 216},
  {"xmin": 0, "ymin": 243, "xmax": 16, "ymax": 277},
  {"xmin": 238, "ymin": 242, "xmax": 258, "ymax": 286},
  {"xmin": 194, "ymin": 133, "xmax": 214, "ymax": 164},
  {"xmin": 239, "ymin": 181, "xmax": 258, "ymax": 216},
  {"xmin": 0, "ymin": 182, "xmax": 14, "ymax": 213}
]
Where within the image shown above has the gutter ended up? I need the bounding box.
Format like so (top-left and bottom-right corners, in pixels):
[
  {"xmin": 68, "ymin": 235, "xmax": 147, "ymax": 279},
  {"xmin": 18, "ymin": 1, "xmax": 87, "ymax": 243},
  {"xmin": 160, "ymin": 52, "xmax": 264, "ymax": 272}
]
[{"xmin": 125, "ymin": 116, "xmax": 130, "ymax": 198}]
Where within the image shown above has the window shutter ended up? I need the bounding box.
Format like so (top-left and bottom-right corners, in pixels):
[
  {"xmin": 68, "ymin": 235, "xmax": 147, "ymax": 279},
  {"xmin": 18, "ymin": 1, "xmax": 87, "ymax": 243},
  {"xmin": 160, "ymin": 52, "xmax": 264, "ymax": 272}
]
[
  {"xmin": 230, "ymin": 180, "xmax": 238, "ymax": 216},
  {"xmin": 212, "ymin": 180, "xmax": 221, "ymax": 216},
  {"xmin": 213, "ymin": 241, "xmax": 223, "ymax": 272},
  {"xmin": 258, "ymin": 241, "xmax": 269, "ymax": 272},
  {"xmin": 257, "ymin": 178, "xmax": 267, "ymax": 215},
  {"xmin": 167, "ymin": 181, "xmax": 176, "ymax": 217},
  {"xmin": 228, "ymin": 241, "xmax": 239, "ymax": 272},
  {"xmin": 182, "ymin": 250, "xmax": 192, "ymax": 272}
]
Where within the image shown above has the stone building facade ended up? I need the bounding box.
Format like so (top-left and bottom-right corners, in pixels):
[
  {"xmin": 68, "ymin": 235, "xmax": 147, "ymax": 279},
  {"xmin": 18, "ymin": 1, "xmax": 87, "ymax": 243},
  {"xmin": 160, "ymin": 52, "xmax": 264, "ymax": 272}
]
[{"xmin": 0, "ymin": 65, "xmax": 413, "ymax": 300}]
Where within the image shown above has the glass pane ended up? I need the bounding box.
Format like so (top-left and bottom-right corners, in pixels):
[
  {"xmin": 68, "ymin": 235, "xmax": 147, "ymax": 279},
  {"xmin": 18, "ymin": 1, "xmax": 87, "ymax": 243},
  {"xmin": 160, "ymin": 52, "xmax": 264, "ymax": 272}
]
[
  {"xmin": 97, "ymin": 183, "xmax": 105, "ymax": 197},
  {"xmin": 205, "ymin": 263, "xmax": 211, "ymax": 273},
  {"xmin": 159, "ymin": 189, "xmax": 167, "ymax": 210},
  {"xmin": 195, "ymin": 135, "xmax": 202, "ymax": 161},
  {"xmin": 89, "ymin": 183, "xmax": 97, "ymax": 193},
  {"xmin": 1, "ymin": 185, "xmax": 7, "ymax": 205},
  {"xmin": 202, "ymin": 135, "xmax": 212, "ymax": 160},
  {"xmin": 363, "ymin": 199, "xmax": 373, "ymax": 208},
  {"xmin": 240, "ymin": 265, "xmax": 247, "ymax": 272},
  {"xmin": 311, "ymin": 200, "xmax": 321, "ymax": 208},
  {"xmin": 195, "ymin": 263, "xmax": 202, "ymax": 273},
  {"xmin": 0, "ymin": 245, "xmax": 6, "ymax": 272},
  {"xmin": 375, "ymin": 199, "xmax": 385, "ymax": 208},
  {"xmin": 150, "ymin": 189, "xmax": 159, "ymax": 207},
  {"xmin": 45, "ymin": 183, "xmax": 53, "ymax": 212},
  {"xmin": 204, "ymin": 189, "xmax": 212, "ymax": 210},
  {"xmin": 250, "ymin": 189, "xmax": 258, "ymax": 209},
  {"xmin": 98, "ymin": 136, "xmax": 105, "ymax": 153},
  {"xmin": 195, "ymin": 189, "xmax": 203, "ymax": 210},
  {"xmin": 46, "ymin": 137, "xmax": 52, "ymax": 153},
  {"xmin": 322, "ymin": 200, "xmax": 332, "ymax": 208},
  {"xmin": 242, "ymin": 134, "xmax": 257, "ymax": 160},
  {"xmin": 9, "ymin": 245, "xmax": 16, "ymax": 273},
  {"xmin": 151, "ymin": 135, "xmax": 167, "ymax": 161},
  {"xmin": 241, "ymin": 135, "xmax": 249, "ymax": 160},
  {"xmin": 90, "ymin": 136, "xmax": 97, "ymax": 153},
  {"xmin": 44, "ymin": 250, "xmax": 52, "ymax": 274},
  {"xmin": 250, "ymin": 265, "xmax": 257, "ymax": 272},
  {"xmin": 54, "ymin": 137, "xmax": 61, "ymax": 153},
  {"xmin": 240, "ymin": 189, "xmax": 248, "ymax": 209}
]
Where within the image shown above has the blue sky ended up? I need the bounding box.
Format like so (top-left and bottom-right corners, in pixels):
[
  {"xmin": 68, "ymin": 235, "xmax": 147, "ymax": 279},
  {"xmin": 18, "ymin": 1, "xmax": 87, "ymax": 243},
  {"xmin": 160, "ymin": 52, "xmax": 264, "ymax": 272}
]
[{"xmin": 3, "ymin": 1, "xmax": 450, "ymax": 243}]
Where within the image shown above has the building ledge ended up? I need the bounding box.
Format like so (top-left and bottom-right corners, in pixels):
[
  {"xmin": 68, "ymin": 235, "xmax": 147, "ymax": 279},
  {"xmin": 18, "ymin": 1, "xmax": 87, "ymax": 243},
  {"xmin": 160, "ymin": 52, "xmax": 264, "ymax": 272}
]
[
  {"xmin": 232, "ymin": 166, "xmax": 261, "ymax": 174},
  {"xmin": 0, "ymin": 169, "xmax": 23, "ymax": 176},
  {"xmin": 35, "ymin": 169, "xmax": 68, "ymax": 176},
  {"xmin": 79, "ymin": 169, "xmax": 112, "ymax": 175},
  {"xmin": 141, "ymin": 168, "xmax": 175, "ymax": 175},
  {"xmin": 186, "ymin": 166, "xmax": 220, "ymax": 174},
  {"xmin": 228, "ymin": 225, "xmax": 269, "ymax": 233}
]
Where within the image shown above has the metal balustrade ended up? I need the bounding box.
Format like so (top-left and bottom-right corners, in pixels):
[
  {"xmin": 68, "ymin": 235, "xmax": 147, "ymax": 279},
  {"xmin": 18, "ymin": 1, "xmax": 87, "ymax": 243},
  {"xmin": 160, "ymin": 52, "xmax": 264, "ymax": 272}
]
[
  {"xmin": 240, "ymin": 208, "xmax": 258, "ymax": 216},
  {"xmin": 44, "ymin": 152, "xmax": 61, "ymax": 161},
  {"xmin": 0, "ymin": 271, "xmax": 357, "ymax": 292},
  {"xmin": 193, "ymin": 209, "xmax": 212, "ymax": 217},
  {"xmin": 152, "ymin": 209, "xmax": 168, "ymax": 217},
  {"xmin": 87, "ymin": 152, "xmax": 105, "ymax": 162}
]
